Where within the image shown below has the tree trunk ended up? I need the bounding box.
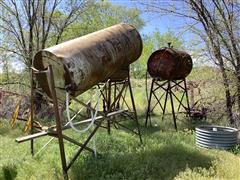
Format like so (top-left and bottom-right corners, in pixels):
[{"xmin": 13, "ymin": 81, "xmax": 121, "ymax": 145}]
[
  {"xmin": 217, "ymin": 56, "xmax": 234, "ymax": 124},
  {"xmin": 236, "ymin": 74, "xmax": 240, "ymax": 113},
  {"xmin": 221, "ymin": 69, "xmax": 234, "ymax": 124}
]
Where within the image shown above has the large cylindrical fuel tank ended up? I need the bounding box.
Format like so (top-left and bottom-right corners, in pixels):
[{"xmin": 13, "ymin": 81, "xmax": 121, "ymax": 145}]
[
  {"xmin": 147, "ymin": 48, "xmax": 192, "ymax": 80},
  {"xmin": 33, "ymin": 23, "xmax": 142, "ymax": 101}
]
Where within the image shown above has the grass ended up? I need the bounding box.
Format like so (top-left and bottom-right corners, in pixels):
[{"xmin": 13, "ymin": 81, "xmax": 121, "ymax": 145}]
[
  {"xmin": 0, "ymin": 117, "xmax": 240, "ymax": 180},
  {"xmin": 1, "ymin": 67, "xmax": 239, "ymax": 179}
]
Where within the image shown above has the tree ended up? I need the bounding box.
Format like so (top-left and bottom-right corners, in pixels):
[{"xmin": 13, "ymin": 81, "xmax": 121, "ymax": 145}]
[
  {"xmin": 0, "ymin": 0, "xmax": 145, "ymax": 70},
  {"xmin": 0, "ymin": 0, "xmax": 145, "ymax": 113},
  {"xmin": 1, "ymin": 52, "xmax": 12, "ymax": 83},
  {"xmin": 0, "ymin": 0, "xmax": 89, "ymax": 70},
  {"xmin": 140, "ymin": 0, "xmax": 240, "ymax": 125},
  {"xmin": 0, "ymin": 0, "xmax": 90, "ymax": 114},
  {"xmin": 60, "ymin": 1, "xmax": 145, "ymax": 41}
]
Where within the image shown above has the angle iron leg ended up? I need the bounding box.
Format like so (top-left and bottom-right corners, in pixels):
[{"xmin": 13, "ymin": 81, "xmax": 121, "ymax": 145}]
[
  {"xmin": 107, "ymin": 81, "xmax": 111, "ymax": 134},
  {"xmin": 49, "ymin": 65, "xmax": 68, "ymax": 179},
  {"xmin": 128, "ymin": 75, "xmax": 142, "ymax": 143},
  {"xmin": 184, "ymin": 79, "xmax": 191, "ymax": 117},
  {"xmin": 67, "ymin": 118, "xmax": 104, "ymax": 170},
  {"xmin": 30, "ymin": 68, "xmax": 34, "ymax": 156},
  {"xmin": 162, "ymin": 81, "xmax": 169, "ymax": 121},
  {"xmin": 145, "ymin": 78, "xmax": 155, "ymax": 126},
  {"xmin": 169, "ymin": 81, "xmax": 177, "ymax": 131}
]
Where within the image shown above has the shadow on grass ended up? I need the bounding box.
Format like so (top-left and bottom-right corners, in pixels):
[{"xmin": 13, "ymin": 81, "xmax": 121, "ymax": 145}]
[
  {"xmin": 1, "ymin": 164, "xmax": 18, "ymax": 180},
  {"xmin": 110, "ymin": 115, "xmax": 169, "ymax": 136},
  {"xmin": 0, "ymin": 125, "xmax": 24, "ymax": 138},
  {"xmin": 186, "ymin": 118, "xmax": 212, "ymax": 131},
  {"xmin": 70, "ymin": 143, "xmax": 213, "ymax": 180}
]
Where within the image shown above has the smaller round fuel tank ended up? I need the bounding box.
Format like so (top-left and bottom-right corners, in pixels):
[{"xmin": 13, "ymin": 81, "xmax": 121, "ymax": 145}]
[{"xmin": 147, "ymin": 48, "xmax": 193, "ymax": 80}]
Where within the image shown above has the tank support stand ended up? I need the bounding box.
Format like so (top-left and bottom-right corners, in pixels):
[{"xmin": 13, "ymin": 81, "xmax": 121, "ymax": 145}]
[
  {"xmin": 145, "ymin": 78, "xmax": 190, "ymax": 130},
  {"xmin": 16, "ymin": 66, "xmax": 142, "ymax": 179},
  {"xmin": 99, "ymin": 74, "xmax": 142, "ymax": 143}
]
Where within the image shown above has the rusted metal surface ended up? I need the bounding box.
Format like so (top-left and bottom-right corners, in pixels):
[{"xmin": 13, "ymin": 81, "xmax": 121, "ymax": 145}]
[
  {"xmin": 17, "ymin": 57, "xmax": 143, "ymax": 179},
  {"xmin": 48, "ymin": 65, "xmax": 68, "ymax": 179},
  {"xmin": 107, "ymin": 65, "xmax": 129, "ymax": 82},
  {"xmin": 33, "ymin": 23, "xmax": 142, "ymax": 101},
  {"xmin": 147, "ymin": 48, "xmax": 193, "ymax": 80}
]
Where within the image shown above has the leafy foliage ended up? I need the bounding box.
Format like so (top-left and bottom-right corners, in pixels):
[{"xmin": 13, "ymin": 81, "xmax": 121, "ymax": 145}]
[
  {"xmin": 60, "ymin": 1, "xmax": 144, "ymax": 41},
  {"xmin": 0, "ymin": 0, "xmax": 144, "ymax": 71},
  {"xmin": 0, "ymin": 118, "xmax": 240, "ymax": 180}
]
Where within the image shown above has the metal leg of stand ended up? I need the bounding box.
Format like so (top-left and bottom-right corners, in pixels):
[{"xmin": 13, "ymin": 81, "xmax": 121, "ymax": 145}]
[
  {"xmin": 49, "ymin": 65, "xmax": 68, "ymax": 179},
  {"xmin": 162, "ymin": 82, "xmax": 169, "ymax": 121},
  {"xmin": 107, "ymin": 81, "xmax": 111, "ymax": 134},
  {"xmin": 128, "ymin": 76, "xmax": 142, "ymax": 143},
  {"xmin": 184, "ymin": 79, "xmax": 191, "ymax": 117},
  {"xmin": 30, "ymin": 69, "xmax": 34, "ymax": 156},
  {"xmin": 145, "ymin": 78, "xmax": 155, "ymax": 126},
  {"xmin": 169, "ymin": 81, "xmax": 177, "ymax": 131}
]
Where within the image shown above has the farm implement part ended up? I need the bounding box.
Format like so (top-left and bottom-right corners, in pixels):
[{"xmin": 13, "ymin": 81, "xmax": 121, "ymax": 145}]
[
  {"xmin": 10, "ymin": 97, "xmax": 42, "ymax": 133},
  {"xmin": 10, "ymin": 98, "xmax": 22, "ymax": 128}
]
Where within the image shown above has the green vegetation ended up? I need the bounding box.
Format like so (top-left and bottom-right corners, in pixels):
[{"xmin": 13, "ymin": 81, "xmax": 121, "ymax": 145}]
[
  {"xmin": 61, "ymin": 1, "xmax": 144, "ymax": 42},
  {"xmin": 0, "ymin": 67, "xmax": 239, "ymax": 179},
  {"xmin": 0, "ymin": 1, "xmax": 239, "ymax": 179},
  {"xmin": 2, "ymin": 66, "xmax": 239, "ymax": 180},
  {"xmin": 0, "ymin": 118, "xmax": 240, "ymax": 180}
]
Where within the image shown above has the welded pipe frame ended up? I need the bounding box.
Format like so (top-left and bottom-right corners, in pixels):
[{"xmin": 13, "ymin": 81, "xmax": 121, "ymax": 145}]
[
  {"xmin": 16, "ymin": 23, "xmax": 143, "ymax": 179},
  {"xmin": 16, "ymin": 66, "xmax": 130, "ymax": 179},
  {"xmin": 16, "ymin": 65, "xmax": 143, "ymax": 179}
]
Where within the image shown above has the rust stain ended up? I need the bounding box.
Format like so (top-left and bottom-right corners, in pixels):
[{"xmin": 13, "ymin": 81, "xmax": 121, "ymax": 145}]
[
  {"xmin": 33, "ymin": 23, "xmax": 142, "ymax": 101},
  {"xmin": 148, "ymin": 48, "xmax": 193, "ymax": 80}
]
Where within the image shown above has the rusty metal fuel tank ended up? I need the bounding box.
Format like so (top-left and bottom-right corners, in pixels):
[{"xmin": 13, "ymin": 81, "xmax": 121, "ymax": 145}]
[
  {"xmin": 34, "ymin": 23, "xmax": 142, "ymax": 101},
  {"xmin": 147, "ymin": 48, "xmax": 192, "ymax": 80}
]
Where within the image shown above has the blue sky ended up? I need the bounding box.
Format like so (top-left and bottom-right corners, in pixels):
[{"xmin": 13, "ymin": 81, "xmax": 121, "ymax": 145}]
[
  {"xmin": 110, "ymin": 0, "xmax": 196, "ymax": 41},
  {"xmin": 109, "ymin": 0, "xmax": 206, "ymax": 65},
  {"xmin": 110, "ymin": 1, "xmax": 186, "ymax": 33},
  {"xmin": 0, "ymin": 0, "xmax": 200, "ymax": 73}
]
